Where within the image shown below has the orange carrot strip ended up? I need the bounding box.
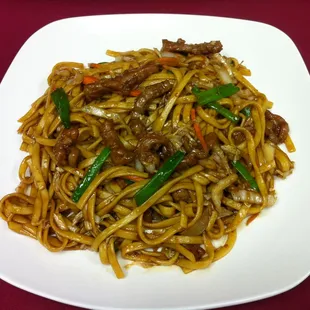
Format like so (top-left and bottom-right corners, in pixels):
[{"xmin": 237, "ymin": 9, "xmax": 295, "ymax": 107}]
[
  {"xmin": 122, "ymin": 175, "xmax": 145, "ymax": 182},
  {"xmin": 193, "ymin": 123, "xmax": 208, "ymax": 152},
  {"xmin": 284, "ymin": 135, "xmax": 296, "ymax": 153},
  {"xmin": 89, "ymin": 63, "xmax": 101, "ymax": 69},
  {"xmin": 191, "ymin": 109, "xmax": 208, "ymax": 152},
  {"xmin": 130, "ymin": 90, "xmax": 142, "ymax": 97},
  {"xmin": 191, "ymin": 108, "xmax": 196, "ymax": 121},
  {"xmin": 157, "ymin": 57, "xmax": 179, "ymax": 66},
  {"xmin": 83, "ymin": 76, "xmax": 99, "ymax": 85},
  {"xmin": 246, "ymin": 213, "xmax": 259, "ymax": 226}
]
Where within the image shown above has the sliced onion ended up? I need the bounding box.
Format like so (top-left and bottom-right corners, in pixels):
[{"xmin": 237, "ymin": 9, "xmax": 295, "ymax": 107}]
[
  {"xmin": 212, "ymin": 54, "xmax": 234, "ymax": 84},
  {"xmin": 135, "ymin": 159, "xmax": 144, "ymax": 172},
  {"xmin": 67, "ymin": 70, "xmax": 83, "ymax": 85},
  {"xmin": 161, "ymin": 51, "xmax": 177, "ymax": 58},
  {"xmin": 95, "ymin": 215, "xmax": 101, "ymax": 224},
  {"xmin": 221, "ymin": 145, "xmax": 241, "ymax": 161},
  {"xmin": 81, "ymin": 105, "xmax": 121, "ymax": 122},
  {"xmin": 181, "ymin": 207, "xmax": 209, "ymax": 236},
  {"xmin": 213, "ymin": 54, "xmax": 234, "ymax": 76},
  {"xmin": 212, "ymin": 174, "xmax": 238, "ymax": 212},
  {"xmin": 230, "ymin": 189, "xmax": 262, "ymax": 204},
  {"xmin": 168, "ymin": 135, "xmax": 183, "ymax": 150},
  {"xmin": 267, "ymin": 194, "xmax": 277, "ymax": 207},
  {"xmin": 145, "ymin": 163, "xmax": 156, "ymax": 174},
  {"xmin": 72, "ymin": 211, "xmax": 83, "ymax": 226},
  {"xmin": 217, "ymin": 68, "xmax": 233, "ymax": 84},
  {"xmin": 231, "ymin": 189, "xmax": 276, "ymax": 207},
  {"xmin": 263, "ymin": 143, "xmax": 275, "ymax": 163},
  {"xmin": 218, "ymin": 208, "xmax": 233, "ymax": 218},
  {"xmin": 212, "ymin": 145, "xmax": 231, "ymax": 174}
]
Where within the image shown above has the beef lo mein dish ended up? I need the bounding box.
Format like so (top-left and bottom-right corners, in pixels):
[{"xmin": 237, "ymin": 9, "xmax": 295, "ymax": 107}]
[{"xmin": 0, "ymin": 38, "xmax": 295, "ymax": 278}]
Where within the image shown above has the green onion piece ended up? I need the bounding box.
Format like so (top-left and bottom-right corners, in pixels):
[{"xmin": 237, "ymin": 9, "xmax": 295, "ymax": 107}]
[
  {"xmin": 135, "ymin": 151, "xmax": 185, "ymax": 206},
  {"xmin": 51, "ymin": 88, "xmax": 71, "ymax": 129},
  {"xmin": 124, "ymin": 179, "xmax": 135, "ymax": 185},
  {"xmin": 241, "ymin": 106, "xmax": 251, "ymax": 118},
  {"xmin": 192, "ymin": 85, "xmax": 201, "ymax": 94},
  {"xmin": 72, "ymin": 147, "xmax": 111, "ymax": 202},
  {"xmin": 232, "ymin": 160, "xmax": 259, "ymax": 191},
  {"xmin": 193, "ymin": 85, "xmax": 241, "ymax": 124},
  {"xmin": 98, "ymin": 62, "xmax": 108, "ymax": 64},
  {"xmin": 208, "ymin": 102, "xmax": 241, "ymax": 124},
  {"xmin": 192, "ymin": 83, "xmax": 240, "ymax": 104}
]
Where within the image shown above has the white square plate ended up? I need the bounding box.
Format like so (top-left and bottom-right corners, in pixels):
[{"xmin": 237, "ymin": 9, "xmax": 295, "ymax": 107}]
[{"xmin": 0, "ymin": 14, "xmax": 309, "ymax": 310}]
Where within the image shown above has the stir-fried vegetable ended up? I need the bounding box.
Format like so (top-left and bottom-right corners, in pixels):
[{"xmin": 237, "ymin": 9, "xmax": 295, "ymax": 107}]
[
  {"xmin": 124, "ymin": 179, "xmax": 135, "ymax": 185},
  {"xmin": 135, "ymin": 151, "xmax": 185, "ymax": 206},
  {"xmin": 83, "ymin": 76, "xmax": 99, "ymax": 85},
  {"xmin": 231, "ymin": 160, "xmax": 259, "ymax": 191},
  {"xmin": 129, "ymin": 90, "xmax": 142, "ymax": 97},
  {"xmin": 81, "ymin": 105, "xmax": 121, "ymax": 122},
  {"xmin": 193, "ymin": 84, "xmax": 239, "ymax": 104},
  {"xmin": 241, "ymin": 106, "xmax": 251, "ymax": 118},
  {"xmin": 123, "ymin": 175, "xmax": 145, "ymax": 182},
  {"xmin": 157, "ymin": 57, "xmax": 179, "ymax": 66},
  {"xmin": 208, "ymin": 101, "xmax": 240, "ymax": 123},
  {"xmin": 89, "ymin": 63, "xmax": 101, "ymax": 68},
  {"xmin": 51, "ymin": 88, "xmax": 71, "ymax": 129},
  {"xmin": 284, "ymin": 135, "xmax": 296, "ymax": 153},
  {"xmin": 193, "ymin": 86, "xmax": 241, "ymax": 124},
  {"xmin": 191, "ymin": 108, "xmax": 208, "ymax": 152},
  {"xmin": 181, "ymin": 207, "xmax": 209, "ymax": 236},
  {"xmin": 246, "ymin": 213, "xmax": 259, "ymax": 226},
  {"xmin": 72, "ymin": 147, "xmax": 111, "ymax": 202}
]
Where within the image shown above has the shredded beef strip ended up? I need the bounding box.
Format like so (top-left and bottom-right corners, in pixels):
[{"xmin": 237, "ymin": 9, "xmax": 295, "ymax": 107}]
[
  {"xmin": 184, "ymin": 244, "xmax": 206, "ymax": 261},
  {"xmin": 162, "ymin": 38, "xmax": 223, "ymax": 55},
  {"xmin": 53, "ymin": 127, "xmax": 80, "ymax": 167},
  {"xmin": 232, "ymin": 117, "xmax": 256, "ymax": 145},
  {"xmin": 132, "ymin": 80, "xmax": 175, "ymax": 116},
  {"xmin": 100, "ymin": 120, "xmax": 134, "ymax": 165},
  {"xmin": 177, "ymin": 149, "xmax": 208, "ymax": 171},
  {"xmin": 177, "ymin": 132, "xmax": 218, "ymax": 171},
  {"xmin": 265, "ymin": 110, "xmax": 289, "ymax": 144},
  {"xmin": 53, "ymin": 128, "xmax": 80, "ymax": 167},
  {"xmin": 136, "ymin": 133, "xmax": 175, "ymax": 170},
  {"xmin": 129, "ymin": 119, "xmax": 147, "ymax": 138},
  {"xmin": 172, "ymin": 189, "xmax": 190, "ymax": 202},
  {"xmin": 129, "ymin": 80, "xmax": 175, "ymax": 137},
  {"xmin": 84, "ymin": 63, "xmax": 159, "ymax": 101}
]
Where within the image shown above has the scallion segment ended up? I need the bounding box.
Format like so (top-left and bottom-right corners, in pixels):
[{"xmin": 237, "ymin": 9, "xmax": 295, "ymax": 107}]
[
  {"xmin": 241, "ymin": 106, "xmax": 251, "ymax": 118},
  {"xmin": 193, "ymin": 85, "xmax": 241, "ymax": 124},
  {"xmin": 72, "ymin": 147, "xmax": 111, "ymax": 203},
  {"xmin": 135, "ymin": 151, "xmax": 185, "ymax": 206},
  {"xmin": 51, "ymin": 88, "xmax": 71, "ymax": 129},
  {"xmin": 232, "ymin": 160, "xmax": 259, "ymax": 191},
  {"xmin": 192, "ymin": 83, "xmax": 240, "ymax": 104}
]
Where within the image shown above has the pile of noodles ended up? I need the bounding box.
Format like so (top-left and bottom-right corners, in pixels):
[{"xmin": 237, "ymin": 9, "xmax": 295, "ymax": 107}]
[{"xmin": 0, "ymin": 45, "xmax": 294, "ymax": 278}]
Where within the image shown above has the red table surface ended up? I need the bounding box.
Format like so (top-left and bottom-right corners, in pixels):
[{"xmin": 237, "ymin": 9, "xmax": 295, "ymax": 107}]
[{"xmin": 0, "ymin": 0, "xmax": 309, "ymax": 309}]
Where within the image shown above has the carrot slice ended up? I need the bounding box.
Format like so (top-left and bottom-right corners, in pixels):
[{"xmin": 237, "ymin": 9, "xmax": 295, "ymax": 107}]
[
  {"xmin": 191, "ymin": 108, "xmax": 196, "ymax": 121},
  {"xmin": 191, "ymin": 109, "xmax": 208, "ymax": 152},
  {"xmin": 89, "ymin": 63, "xmax": 101, "ymax": 69},
  {"xmin": 83, "ymin": 76, "xmax": 99, "ymax": 85},
  {"xmin": 122, "ymin": 175, "xmax": 146, "ymax": 182},
  {"xmin": 130, "ymin": 90, "xmax": 142, "ymax": 97},
  {"xmin": 157, "ymin": 57, "xmax": 179, "ymax": 66},
  {"xmin": 246, "ymin": 213, "xmax": 259, "ymax": 226}
]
